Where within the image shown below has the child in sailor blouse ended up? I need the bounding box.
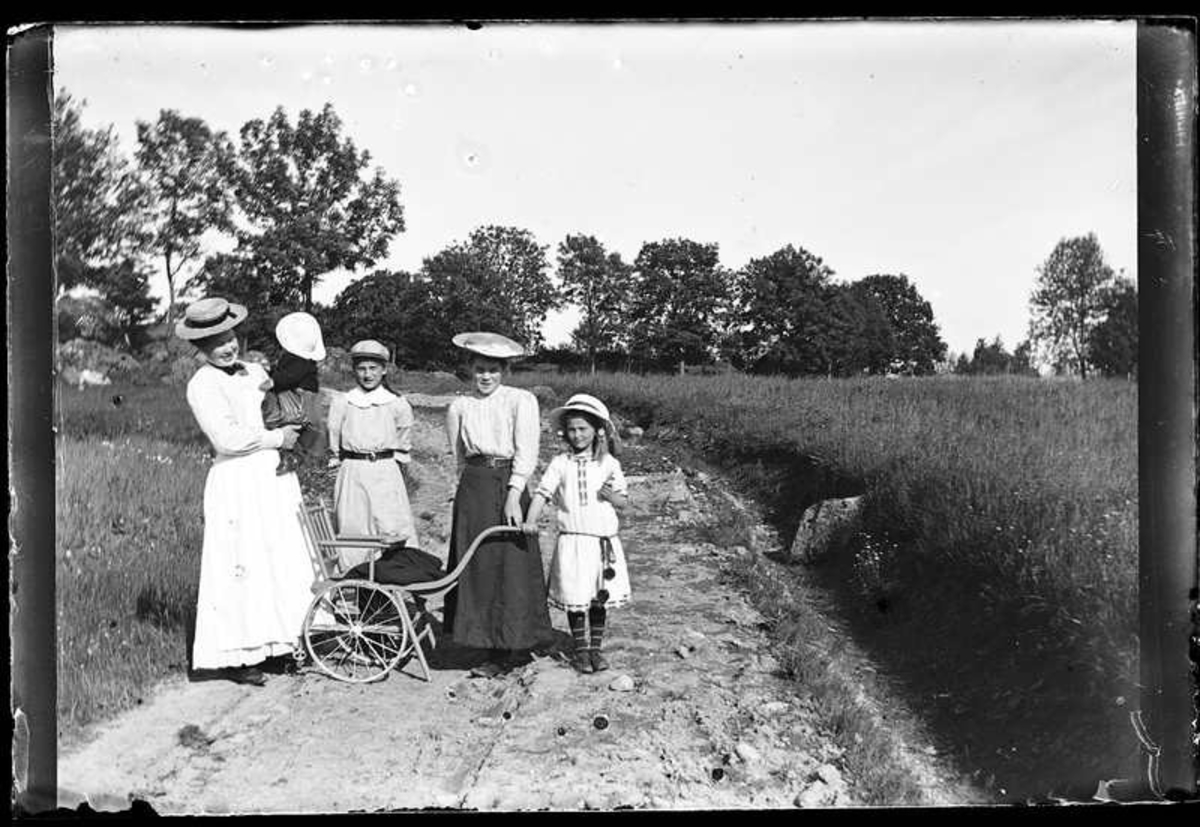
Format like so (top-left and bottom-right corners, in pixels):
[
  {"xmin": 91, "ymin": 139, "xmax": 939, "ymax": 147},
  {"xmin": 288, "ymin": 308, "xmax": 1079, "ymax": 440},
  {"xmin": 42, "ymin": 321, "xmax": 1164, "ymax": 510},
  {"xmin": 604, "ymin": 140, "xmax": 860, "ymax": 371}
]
[{"xmin": 522, "ymin": 394, "xmax": 631, "ymax": 675}]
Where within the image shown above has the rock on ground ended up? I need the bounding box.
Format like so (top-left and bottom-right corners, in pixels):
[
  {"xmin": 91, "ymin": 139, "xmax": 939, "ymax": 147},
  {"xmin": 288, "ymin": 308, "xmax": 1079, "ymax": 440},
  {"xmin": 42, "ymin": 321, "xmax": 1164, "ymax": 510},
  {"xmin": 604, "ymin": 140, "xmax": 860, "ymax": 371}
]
[{"xmin": 786, "ymin": 495, "xmax": 864, "ymax": 564}]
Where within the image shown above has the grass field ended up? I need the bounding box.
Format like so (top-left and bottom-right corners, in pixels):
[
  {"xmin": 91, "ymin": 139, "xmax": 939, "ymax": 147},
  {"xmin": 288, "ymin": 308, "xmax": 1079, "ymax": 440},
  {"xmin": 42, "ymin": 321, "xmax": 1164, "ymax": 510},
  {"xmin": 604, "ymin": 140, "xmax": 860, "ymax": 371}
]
[
  {"xmin": 55, "ymin": 384, "xmax": 204, "ymax": 747},
  {"xmin": 511, "ymin": 371, "xmax": 1139, "ymax": 800}
]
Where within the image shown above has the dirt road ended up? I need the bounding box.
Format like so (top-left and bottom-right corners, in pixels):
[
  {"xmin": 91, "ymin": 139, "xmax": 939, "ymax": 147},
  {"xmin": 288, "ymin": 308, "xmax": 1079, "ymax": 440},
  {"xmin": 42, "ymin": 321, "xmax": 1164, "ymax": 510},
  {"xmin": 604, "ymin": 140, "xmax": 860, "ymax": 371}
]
[{"xmin": 57, "ymin": 395, "xmax": 974, "ymax": 812}]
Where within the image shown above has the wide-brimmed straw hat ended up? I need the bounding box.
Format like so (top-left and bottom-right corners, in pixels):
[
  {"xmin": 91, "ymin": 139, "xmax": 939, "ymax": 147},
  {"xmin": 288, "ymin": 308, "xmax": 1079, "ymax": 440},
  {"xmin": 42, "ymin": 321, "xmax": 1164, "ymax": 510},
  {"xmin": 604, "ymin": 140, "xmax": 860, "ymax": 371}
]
[
  {"xmin": 275, "ymin": 312, "xmax": 326, "ymax": 361},
  {"xmin": 174, "ymin": 297, "xmax": 248, "ymax": 341},
  {"xmin": 451, "ymin": 331, "xmax": 527, "ymax": 361},
  {"xmin": 549, "ymin": 393, "xmax": 612, "ymax": 431},
  {"xmin": 350, "ymin": 339, "xmax": 390, "ymax": 363}
]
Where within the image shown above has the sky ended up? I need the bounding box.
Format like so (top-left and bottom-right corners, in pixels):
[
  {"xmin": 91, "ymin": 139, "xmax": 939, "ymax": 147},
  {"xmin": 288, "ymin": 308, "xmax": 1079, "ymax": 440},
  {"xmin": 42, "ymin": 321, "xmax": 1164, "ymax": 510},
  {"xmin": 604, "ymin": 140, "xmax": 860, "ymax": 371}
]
[{"xmin": 51, "ymin": 20, "xmax": 1137, "ymax": 357}]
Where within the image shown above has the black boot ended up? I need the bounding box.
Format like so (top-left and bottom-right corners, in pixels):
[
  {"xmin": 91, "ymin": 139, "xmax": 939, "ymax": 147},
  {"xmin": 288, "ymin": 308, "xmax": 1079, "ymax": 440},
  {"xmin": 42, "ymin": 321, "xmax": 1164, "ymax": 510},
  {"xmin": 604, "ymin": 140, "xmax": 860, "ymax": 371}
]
[
  {"xmin": 226, "ymin": 665, "xmax": 267, "ymax": 686},
  {"xmin": 588, "ymin": 605, "xmax": 608, "ymax": 672}
]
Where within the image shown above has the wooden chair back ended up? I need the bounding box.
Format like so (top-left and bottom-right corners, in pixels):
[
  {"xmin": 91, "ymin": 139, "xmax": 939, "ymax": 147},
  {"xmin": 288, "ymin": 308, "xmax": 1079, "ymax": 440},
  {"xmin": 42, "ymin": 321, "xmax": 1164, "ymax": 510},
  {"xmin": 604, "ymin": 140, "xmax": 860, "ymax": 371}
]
[{"xmin": 298, "ymin": 499, "xmax": 341, "ymax": 580}]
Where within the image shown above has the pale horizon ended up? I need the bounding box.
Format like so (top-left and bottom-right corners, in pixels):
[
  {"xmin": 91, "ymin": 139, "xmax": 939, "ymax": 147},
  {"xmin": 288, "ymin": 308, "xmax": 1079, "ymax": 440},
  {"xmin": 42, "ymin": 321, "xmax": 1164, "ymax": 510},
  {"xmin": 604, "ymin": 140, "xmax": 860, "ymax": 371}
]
[{"xmin": 52, "ymin": 20, "xmax": 1137, "ymax": 358}]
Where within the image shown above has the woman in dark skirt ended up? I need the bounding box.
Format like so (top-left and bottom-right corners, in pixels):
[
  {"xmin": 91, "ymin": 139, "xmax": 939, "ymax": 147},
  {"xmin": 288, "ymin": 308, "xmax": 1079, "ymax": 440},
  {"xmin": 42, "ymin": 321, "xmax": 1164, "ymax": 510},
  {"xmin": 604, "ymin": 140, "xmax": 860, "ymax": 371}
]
[{"xmin": 442, "ymin": 331, "xmax": 553, "ymax": 677}]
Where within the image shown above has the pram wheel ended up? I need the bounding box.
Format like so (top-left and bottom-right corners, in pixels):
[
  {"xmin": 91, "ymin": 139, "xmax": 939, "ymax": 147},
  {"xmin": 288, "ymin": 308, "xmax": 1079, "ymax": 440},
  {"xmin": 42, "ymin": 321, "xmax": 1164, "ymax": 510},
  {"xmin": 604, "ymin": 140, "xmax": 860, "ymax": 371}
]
[{"xmin": 303, "ymin": 580, "xmax": 408, "ymax": 683}]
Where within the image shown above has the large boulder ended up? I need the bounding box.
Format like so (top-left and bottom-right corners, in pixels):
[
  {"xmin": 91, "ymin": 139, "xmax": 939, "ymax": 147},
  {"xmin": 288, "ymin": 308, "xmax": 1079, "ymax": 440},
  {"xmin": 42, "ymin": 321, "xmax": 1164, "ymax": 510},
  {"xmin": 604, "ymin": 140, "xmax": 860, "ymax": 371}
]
[
  {"xmin": 57, "ymin": 338, "xmax": 125, "ymax": 373},
  {"xmin": 140, "ymin": 335, "xmax": 196, "ymax": 364},
  {"xmin": 786, "ymin": 495, "xmax": 864, "ymax": 564}
]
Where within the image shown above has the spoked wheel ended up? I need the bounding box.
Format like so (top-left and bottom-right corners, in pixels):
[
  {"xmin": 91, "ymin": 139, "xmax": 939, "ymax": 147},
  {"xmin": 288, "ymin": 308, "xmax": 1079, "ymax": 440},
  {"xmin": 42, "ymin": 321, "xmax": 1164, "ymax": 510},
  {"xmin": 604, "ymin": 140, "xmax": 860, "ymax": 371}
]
[{"xmin": 303, "ymin": 580, "xmax": 408, "ymax": 683}]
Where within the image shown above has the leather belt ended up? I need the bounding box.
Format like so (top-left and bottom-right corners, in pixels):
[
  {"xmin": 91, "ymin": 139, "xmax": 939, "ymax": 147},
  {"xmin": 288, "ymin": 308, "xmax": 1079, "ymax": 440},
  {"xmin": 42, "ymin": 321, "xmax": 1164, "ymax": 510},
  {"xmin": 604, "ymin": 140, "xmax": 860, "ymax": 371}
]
[
  {"xmin": 465, "ymin": 455, "xmax": 513, "ymax": 468},
  {"xmin": 340, "ymin": 450, "xmax": 395, "ymax": 462}
]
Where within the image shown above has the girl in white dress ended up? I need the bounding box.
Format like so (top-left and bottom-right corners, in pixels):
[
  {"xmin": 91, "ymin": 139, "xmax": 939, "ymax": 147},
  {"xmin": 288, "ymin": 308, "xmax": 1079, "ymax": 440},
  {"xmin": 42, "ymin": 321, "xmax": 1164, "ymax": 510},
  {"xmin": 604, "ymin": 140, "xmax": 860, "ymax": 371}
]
[
  {"xmin": 522, "ymin": 394, "xmax": 631, "ymax": 674},
  {"xmin": 177, "ymin": 298, "xmax": 316, "ymax": 686}
]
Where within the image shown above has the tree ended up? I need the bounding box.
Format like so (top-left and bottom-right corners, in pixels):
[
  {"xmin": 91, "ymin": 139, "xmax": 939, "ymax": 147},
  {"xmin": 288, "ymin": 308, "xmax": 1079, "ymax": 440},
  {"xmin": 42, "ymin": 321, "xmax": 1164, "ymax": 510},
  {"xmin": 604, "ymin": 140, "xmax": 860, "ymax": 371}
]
[
  {"xmin": 223, "ymin": 104, "xmax": 405, "ymax": 310},
  {"xmin": 1011, "ymin": 339, "xmax": 1039, "ymax": 377},
  {"xmin": 953, "ymin": 335, "xmax": 1038, "ymax": 376},
  {"xmin": 848, "ymin": 274, "xmax": 946, "ymax": 374},
  {"xmin": 188, "ymin": 252, "xmax": 284, "ymax": 349},
  {"xmin": 973, "ymin": 336, "xmax": 1012, "ymax": 374},
  {"xmin": 814, "ymin": 284, "xmax": 895, "ymax": 377},
  {"xmin": 135, "ymin": 110, "xmax": 236, "ymax": 325},
  {"xmin": 556, "ymin": 234, "xmax": 634, "ymax": 372},
  {"xmin": 52, "ymin": 91, "xmax": 150, "ymax": 296},
  {"xmin": 731, "ymin": 244, "xmax": 836, "ymax": 375},
  {"xmin": 627, "ymin": 238, "xmax": 731, "ymax": 371},
  {"xmin": 324, "ymin": 270, "xmax": 444, "ymax": 367},
  {"xmin": 1028, "ymin": 233, "xmax": 1115, "ymax": 379},
  {"xmin": 1087, "ymin": 276, "xmax": 1138, "ymax": 378},
  {"xmin": 101, "ymin": 260, "xmax": 158, "ymax": 346},
  {"xmin": 421, "ymin": 225, "xmax": 562, "ymax": 355}
]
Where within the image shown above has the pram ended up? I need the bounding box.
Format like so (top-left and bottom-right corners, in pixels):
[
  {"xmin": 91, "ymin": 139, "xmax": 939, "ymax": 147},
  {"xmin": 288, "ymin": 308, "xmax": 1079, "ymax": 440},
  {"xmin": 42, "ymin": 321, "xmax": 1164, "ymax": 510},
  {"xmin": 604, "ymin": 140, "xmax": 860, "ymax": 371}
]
[{"xmin": 297, "ymin": 499, "xmax": 520, "ymax": 683}]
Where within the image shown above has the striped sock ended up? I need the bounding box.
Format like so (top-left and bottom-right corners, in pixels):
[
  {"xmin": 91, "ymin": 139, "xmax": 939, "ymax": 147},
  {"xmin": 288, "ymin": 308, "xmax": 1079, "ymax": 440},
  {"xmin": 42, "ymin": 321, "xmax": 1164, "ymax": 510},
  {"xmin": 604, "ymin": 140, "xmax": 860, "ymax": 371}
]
[
  {"xmin": 568, "ymin": 611, "xmax": 588, "ymax": 651},
  {"xmin": 588, "ymin": 606, "xmax": 607, "ymax": 650}
]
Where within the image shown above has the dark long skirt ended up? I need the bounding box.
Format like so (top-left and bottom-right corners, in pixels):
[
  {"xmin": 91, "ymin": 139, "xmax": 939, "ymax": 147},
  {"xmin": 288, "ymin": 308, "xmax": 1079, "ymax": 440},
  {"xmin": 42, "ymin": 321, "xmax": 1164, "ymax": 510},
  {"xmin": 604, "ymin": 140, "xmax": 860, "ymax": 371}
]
[{"xmin": 441, "ymin": 465, "xmax": 553, "ymax": 650}]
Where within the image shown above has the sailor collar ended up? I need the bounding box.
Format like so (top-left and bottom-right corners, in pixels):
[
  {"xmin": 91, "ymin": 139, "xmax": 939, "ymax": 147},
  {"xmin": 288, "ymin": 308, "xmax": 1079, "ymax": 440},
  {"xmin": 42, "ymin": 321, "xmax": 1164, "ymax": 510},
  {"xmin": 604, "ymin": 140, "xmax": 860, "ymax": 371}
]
[{"xmin": 346, "ymin": 385, "xmax": 397, "ymax": 408}]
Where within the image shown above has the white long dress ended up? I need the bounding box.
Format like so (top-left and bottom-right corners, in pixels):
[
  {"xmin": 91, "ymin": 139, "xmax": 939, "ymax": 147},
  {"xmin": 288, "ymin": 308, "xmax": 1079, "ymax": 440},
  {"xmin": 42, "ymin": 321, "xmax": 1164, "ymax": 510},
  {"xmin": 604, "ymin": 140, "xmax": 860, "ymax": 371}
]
[{"xmin": 186, "ymin": 362, "xmax": 318, "ymax": 670}]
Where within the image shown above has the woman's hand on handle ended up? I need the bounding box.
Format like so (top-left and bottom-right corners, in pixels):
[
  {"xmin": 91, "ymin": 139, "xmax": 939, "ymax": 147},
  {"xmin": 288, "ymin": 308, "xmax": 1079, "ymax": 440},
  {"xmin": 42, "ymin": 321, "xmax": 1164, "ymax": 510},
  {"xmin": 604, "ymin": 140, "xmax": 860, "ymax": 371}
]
[{"xmin": 503, "ymin": 488, "xmax": 524, "ymax": 527}]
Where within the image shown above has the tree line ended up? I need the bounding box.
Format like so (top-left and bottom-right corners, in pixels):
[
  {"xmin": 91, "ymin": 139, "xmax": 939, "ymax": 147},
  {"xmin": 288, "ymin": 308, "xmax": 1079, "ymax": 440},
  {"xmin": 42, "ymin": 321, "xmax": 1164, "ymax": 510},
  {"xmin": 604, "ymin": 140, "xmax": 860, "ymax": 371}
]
[
  {"xmin": 54, "ymin": 94, "xmax": 1135, "ymax": 379},
  {"xmin": 325, "ymin": 232, "xmax": 949, "ymax": 376},
  {"xmin": 951, "ymin": 233, "xmax": 1137, "ymax": 379}
]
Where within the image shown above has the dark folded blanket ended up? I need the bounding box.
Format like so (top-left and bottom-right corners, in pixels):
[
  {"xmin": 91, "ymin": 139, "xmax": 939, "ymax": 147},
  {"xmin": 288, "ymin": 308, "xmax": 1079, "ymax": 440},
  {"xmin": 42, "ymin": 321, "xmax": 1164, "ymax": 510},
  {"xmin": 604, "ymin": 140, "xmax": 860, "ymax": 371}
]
[{"xmin": 342, "ymin": 544, "xmax": 445, "ymax": 586}]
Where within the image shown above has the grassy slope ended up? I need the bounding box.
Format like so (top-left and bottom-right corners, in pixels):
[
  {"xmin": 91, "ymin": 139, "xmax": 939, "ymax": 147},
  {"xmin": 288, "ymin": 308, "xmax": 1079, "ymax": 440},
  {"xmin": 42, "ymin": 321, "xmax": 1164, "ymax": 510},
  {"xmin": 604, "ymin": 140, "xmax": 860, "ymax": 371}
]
[{"xmin": 511, "ymin": 371, "xmax": 1139, "ymax": 801}]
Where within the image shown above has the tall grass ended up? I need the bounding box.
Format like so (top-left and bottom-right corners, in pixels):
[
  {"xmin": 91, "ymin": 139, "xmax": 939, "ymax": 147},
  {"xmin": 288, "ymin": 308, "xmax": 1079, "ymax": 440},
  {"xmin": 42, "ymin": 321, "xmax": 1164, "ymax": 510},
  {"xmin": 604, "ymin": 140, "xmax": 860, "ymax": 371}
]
[
  {"xmin": 512, "ymin": 371, "xmax": 1139, "ymax": 798},
  {"xmin": 56, "ymin": 433, "xmax": 208, "ymax": 747},
  {"xmin": 513, "ymin": 373, "xmax": 1137, "ymax": 649}
]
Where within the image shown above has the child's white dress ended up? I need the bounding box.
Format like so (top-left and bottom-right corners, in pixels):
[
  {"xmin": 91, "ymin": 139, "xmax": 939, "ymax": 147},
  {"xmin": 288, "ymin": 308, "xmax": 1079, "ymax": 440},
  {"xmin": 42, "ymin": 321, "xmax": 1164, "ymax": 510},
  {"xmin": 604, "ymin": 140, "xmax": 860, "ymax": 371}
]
[{"xmin": 538, "ymin": 452, "xmax": 632, "ymax": 611}]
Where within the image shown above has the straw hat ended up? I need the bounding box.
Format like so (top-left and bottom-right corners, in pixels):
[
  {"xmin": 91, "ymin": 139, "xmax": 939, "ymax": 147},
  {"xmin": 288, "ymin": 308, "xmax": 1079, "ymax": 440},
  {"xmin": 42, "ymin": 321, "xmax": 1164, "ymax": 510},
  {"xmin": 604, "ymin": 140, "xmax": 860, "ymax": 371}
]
[
  {"xmin": 174, "ymin": 297, "xmax": 248, "ymax": 341},
  {"xmin": 350, "ymin": 339, "xmax": 390, "ymax": 363},
  {"xmin": 451, "ymin": 332, "xmax": 527, "ymax": 361},
  {"xmin": 549, "ymin": 393, "xmax": 612, "ymax": 431},
  {"xmin": 275, "ymin": 312, "xmax": 326, "ymax": 361}
]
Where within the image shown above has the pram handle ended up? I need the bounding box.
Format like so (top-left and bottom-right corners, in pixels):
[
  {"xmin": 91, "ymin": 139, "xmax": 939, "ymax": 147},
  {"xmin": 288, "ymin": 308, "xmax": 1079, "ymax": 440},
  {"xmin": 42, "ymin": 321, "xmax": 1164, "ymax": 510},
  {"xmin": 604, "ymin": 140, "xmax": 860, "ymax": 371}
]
[{"xmin": 403, "ymin": 525, "xmax": 525, "ymax": 595}]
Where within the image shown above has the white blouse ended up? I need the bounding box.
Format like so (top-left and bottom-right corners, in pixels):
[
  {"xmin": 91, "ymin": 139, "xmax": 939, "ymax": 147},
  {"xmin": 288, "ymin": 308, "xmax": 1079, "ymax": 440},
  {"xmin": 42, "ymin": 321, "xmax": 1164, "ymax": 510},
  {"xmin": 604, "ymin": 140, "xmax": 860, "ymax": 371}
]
[
  {"xmin": 445, "ymin": 384, "xmax": 540, "ymax": 491},
  {"xmin": 327, "ymin": 386, "xmax": 413, "ymax": 462},
  {"xmin": 186, "ymin": 363, "xmax": 285, "ymax": 459},
  {"xmin": 535, "ymin": 452, "xmax": 628, "ymax": 537}
]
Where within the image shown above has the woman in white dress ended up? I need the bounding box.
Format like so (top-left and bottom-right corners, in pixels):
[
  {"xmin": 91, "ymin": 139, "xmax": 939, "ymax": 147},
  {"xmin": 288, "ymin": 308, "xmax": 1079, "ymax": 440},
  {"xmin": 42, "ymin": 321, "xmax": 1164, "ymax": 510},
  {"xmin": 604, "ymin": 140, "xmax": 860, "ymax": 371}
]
[{"xmin": 177, "ymin": 298, "xmax": 317, "ymax": 686}]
